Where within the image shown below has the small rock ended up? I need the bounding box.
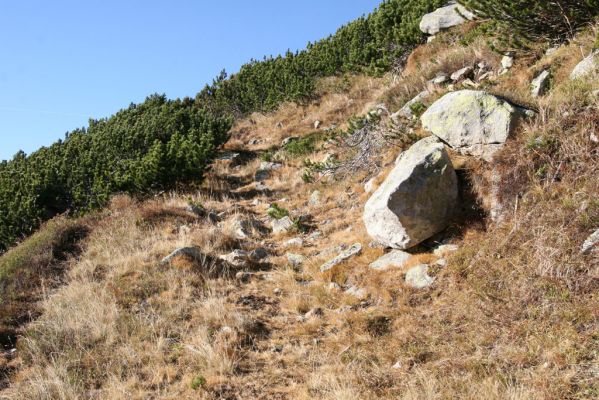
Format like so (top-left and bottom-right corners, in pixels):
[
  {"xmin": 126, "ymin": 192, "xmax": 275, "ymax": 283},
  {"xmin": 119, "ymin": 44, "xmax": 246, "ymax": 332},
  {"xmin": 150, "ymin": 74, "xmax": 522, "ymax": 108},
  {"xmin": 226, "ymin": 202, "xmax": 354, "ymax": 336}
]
[
  {"xmin": 281, "ymin": 136, "xmax": 300, "ymax": 147},
  {"xmin": 368, "ymin": 240, "xmax": 384, "ymax": 249},
  {"xmin": 328, "ymin": 282, "xmax": 341, "ymax": 291},
  {"xmin": 260, "ymin": 161, "xmax": 283, "ymax": 171},
  {"xmin": 392, "ymin": 90, "xmax": 430, "ymax": 120},
  {"xmin": 309, "ymin": 190, "xmax": 322, "ymax": 206},
  {"xmin": 545, "ymin": 46, "xmax": 559, "ymax": 56},
  {"xmin": 501, "ymin": 55, "xmax": 514, "ymax": 70},
  {"xmin": 431, "ymin": 75, "xmax": 449, "ymax": 85},
  {"xmin": 255, "ymin": 182, "xmax": 269, "ymax": 191},
  {"xmin": 236, "ymin": 271, "xmax": 254, "ymax": 283},
  {"xmin": 287, "ymin": 253, "xmax": 307, "ymax": 268},
  {"xmin": 220, "ymin": 250, "xmax": 249, "ymax": 268},
  {"xmin": 450, "ymin": 66, "xmax": 473, "ymax": 82},
  {"xmin": 369, "ymin": 250, "xmax": 411, "ymax": 271},
  {"xmin": 581, "ymin": 229, "xmax": 599, "ymax": 254},
  {"xmin": 272, "ymin": 216, "xmax": 294, "ymax": 234},
  {"xmin": 273, "ymin": 288, "xmax": 282, "ymax": 296},
  {"xmin": 405, "ymin": 264, "xmax": 435, "ymax": 289},
  {"xmin": 220, "ymin": 326, "xmax": 234, "ymax": 334},
  {"xmin": 461, "ymin": 78, "xmax": 477, "ymax": 88},
  {"xmin": 434, "ymin": 244, "xmax": 459, "ymax": 257},
  {"xmin": 308, "ymin": 230, "xmax": 323, "ymax": 241},
  {"xmin": 345, "ymin": 285, "xmax": 368, "ymax": 299},
  {"xmin": 435, "ymin": 258, "xmax": 448, "ymax": 268},
  {"xmin": 591, "ymin": 132, "xmax": 599, "ymax": 143},
  {"xmin": 570, "ymin": 51, "xmax": 599, "ymax": 80},
  {"xmin": 186, "ymin": 203, "xmax": 206, "ymax": 217},
  {"xmin": 251, "ymin": 198, "xmax": 262, "ymax": 207},
  {"xmin": 320, "ymin": 243, "xmax": 362, "ymax": 272},
  {"xmin": 216, "ymin": 151, "xmax": 241, "ymax": 165},
  {"xmin": 531, "ymin": 70, "xmax": 551, "ymax": 98},
  {"xmin": 477, "ymin": 71, "xmax": 494, "ymax": 82},
  {"xmin": 285, "ymin": 237, "xmax": 304, "ymax": 248},
  {"xmin": 255, "ymin": 170, "xmax": 270, "ymax": 182},
  {"xmin": 314, "ymin": 120, "xmax": 321, "ymax": 129},
  {"xmin": 161, "ymin": 247, "xmax": 204, "ymax": 265},
  {"xmin": 249, "ymin": 248, "xmax": 268, "ymax": 262},
  {"xmin": 427, "ymin": 35, "xmax": 436, "ymax": 43},
  {"xmin": 392, "ymin": 361, "xmax": 402, "ymax": 369}
]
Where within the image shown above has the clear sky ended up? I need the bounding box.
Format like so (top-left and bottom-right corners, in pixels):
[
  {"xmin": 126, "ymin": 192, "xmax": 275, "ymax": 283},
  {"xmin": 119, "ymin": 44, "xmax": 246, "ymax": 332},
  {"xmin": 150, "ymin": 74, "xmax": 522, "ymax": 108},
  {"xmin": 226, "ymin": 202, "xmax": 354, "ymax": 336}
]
[{"xmin": 0, "ymin": 0, "xmax": 381, "ymax": 161}]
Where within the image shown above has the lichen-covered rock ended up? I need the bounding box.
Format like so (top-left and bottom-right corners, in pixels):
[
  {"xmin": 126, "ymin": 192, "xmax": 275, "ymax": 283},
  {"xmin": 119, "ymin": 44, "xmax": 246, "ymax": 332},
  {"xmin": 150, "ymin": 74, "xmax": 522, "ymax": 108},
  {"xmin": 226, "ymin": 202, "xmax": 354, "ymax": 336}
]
[
  {"xmin": 363, "ymin": 136, "xmax": 457, "ymax": 250},
  {"xmin": 405, "ymin": 264, "xmax": 435, "ymax": 289},
  {"xmin": 531, "ymin": 70, "xmax": 551, "ymax": 98},
  {"xmin": 419, "ymin": 2, "xmax": 474, "ymax": 35},
  {"xmin": 421, "ymin": 90, "xmax": 523, "ymax": 161},
  {"xmin": 570, "ymin": 51, "xmax": 599, "ymax": 80},
  {"xmin": 369, "ymin": 250, "xmax": 411, "ymax": 271},
  {"xmin": 450, "ymin": 66, "xmax": 473, "ymax": 82},
  {"xmin": 287, "ymin": 253, "xmax": 306, "ymax": 268}
]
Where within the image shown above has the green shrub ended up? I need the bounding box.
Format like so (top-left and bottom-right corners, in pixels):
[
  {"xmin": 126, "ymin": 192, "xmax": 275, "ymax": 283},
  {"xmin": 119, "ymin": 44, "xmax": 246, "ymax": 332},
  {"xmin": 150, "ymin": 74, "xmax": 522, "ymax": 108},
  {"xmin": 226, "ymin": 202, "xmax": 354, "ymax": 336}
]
[
  {"xmin": 283, "ymin": 132, "xmax": 323, "ymax": 157},
  {"xmin": 267, "ymin": 203, "xmax": 290, "ymax": 220},
  {"xmin": 0, "ymin": 95, "xmax": 232, "ymax": 252},
  {"xmin": 190, "ymin": 375, "xmax": 206, "ymax": 390},
  {"xmin": 458, "ymin": 0, "xmax": 599, "ymax": 44}
]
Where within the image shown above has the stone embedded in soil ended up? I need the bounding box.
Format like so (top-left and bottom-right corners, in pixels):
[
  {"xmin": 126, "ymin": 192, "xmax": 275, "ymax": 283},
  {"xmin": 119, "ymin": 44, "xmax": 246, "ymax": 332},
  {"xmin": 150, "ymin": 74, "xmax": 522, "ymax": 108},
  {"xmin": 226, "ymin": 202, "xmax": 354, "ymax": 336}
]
[
  {"xmin": 405, "ymin": 264, "xmax": 435, "ymax": 289},
  {"xmin": 369, "ymin": 250, "xmax": 411, "ymax": 271},
  {"xmin": 320, "ymin": 243, "xmax": 362, "ymax": 272}
]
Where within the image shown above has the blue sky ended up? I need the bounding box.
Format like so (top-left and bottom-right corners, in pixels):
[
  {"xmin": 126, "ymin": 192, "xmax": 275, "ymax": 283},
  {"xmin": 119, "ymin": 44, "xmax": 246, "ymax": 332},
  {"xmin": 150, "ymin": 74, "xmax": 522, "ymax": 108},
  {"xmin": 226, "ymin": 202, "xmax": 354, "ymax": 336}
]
[{"xmin": 0, "ymin": 0, "xmax": 381, "ymax": 161}]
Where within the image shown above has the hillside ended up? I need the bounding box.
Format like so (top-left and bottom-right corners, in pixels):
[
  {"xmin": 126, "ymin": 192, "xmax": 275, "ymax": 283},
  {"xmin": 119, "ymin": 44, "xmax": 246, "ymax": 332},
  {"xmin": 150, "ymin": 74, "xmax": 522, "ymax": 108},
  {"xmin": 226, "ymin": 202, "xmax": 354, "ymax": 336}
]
[{"xmin": 1, "ymin": 1, "xmax": 599, "ymax": 399}]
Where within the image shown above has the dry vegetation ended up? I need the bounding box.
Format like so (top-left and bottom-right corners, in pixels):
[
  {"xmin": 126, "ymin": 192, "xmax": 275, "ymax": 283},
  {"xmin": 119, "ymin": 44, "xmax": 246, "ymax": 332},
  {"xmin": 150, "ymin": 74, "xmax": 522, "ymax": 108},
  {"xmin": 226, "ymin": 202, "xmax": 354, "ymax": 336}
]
[{"xmin": 1, "ymin": 23, "xmax": 598, "ymax": 400}]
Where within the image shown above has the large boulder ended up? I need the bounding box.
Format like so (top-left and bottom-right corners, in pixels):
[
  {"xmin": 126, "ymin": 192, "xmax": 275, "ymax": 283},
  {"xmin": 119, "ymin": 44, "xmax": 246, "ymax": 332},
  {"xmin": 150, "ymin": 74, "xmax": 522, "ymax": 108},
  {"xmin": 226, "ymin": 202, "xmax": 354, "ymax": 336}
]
[
  {"xmin": 421, "ymin": 90, "xmax": 523, "ymax": 161},
  {"xmin": 419, "ymin": 2, "xmax": 474, "ymax": 35},
  {"xmin": 570, "ymin": 51, "xmax": 599, "ymax": 80},
  {"xmin": 363, "ymin": 136, "xmax": 457, "ymax": 250}
]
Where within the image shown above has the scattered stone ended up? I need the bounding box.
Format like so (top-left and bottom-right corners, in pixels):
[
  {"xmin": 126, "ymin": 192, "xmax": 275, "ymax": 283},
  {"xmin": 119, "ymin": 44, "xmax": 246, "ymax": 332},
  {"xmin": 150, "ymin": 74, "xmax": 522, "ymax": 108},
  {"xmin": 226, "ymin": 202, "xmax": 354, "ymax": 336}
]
[
  {"xmin": 427, "ymin": 35, "xmax": 436, "ymax": 43},
  {"xmin": 477, "ymin": 71, "xmax": 494, "ymax": 82},
  {"xmin": 232, "ymin": 217, "xmax": 263, "ymax": 240},
  {"xmin": 431, "ymin": 74, "xmax": 449, "ymax": 85},
  {"xmin": 287, "ymin": 253, "xmax": 307, "ymax": 268},
  {"xmin": 255, "ymin": 182, "xmax": 269, "ymax": 191},
  {"xmin": 186, "ymin": 203, "xmax": 206, "ymax": 217},
  {"xmin": 531, "ymin": 70, "xmax": 551, "ymax": 98},
  {"xmin": 251, "ymin": 198, "xmax": 262, "ymax": 207},
  {"xmin": 435, "ymin": 258, "xmax": 448, "ymax": 268},
  {"xmin": 249, "ymin": 248, "xmax": 268, "ymax": 262},
  {"xmin": 309, "ymin": 190, "xmax": 322, "ymax": 206},
  {"xmin": 272, "ymin": 216, "xmax": 294, "ymax": 234},
  {"xmin": 570, "ymin": 51, "xmax": 599, "ymax": 80},
  {"xmin": 281, "ymin": 136, "xmax": 300, "ymax": 147},
  {"xmin": 421, "ymin": 90, "xmax": 526, "ymax": 161},
  {"xmin": 501, "ymin": 55, "xmax": 514, "ymax": 70},
  {"xmin": 255, "ymin": 170, "xmax": 270, "ymax": 182},
  {"xmin": 405, "ymin": 264, "xmax": 435, "ymax": 289},
  {"xmin": 276, "ymin": 121, "xmax": 284, "ymax": 129},
  {"xmin": 345, "ymin": 285, "xmax": 368, "ymax": 299},
  {"xmin": 434, "ymin": 244, "xmax": 459, "ymax": 257},
  {"xmin": 591, "ymin": 132, "xmax": 599, "ymax": 143},
  {"xmin": 314, "ymin": 120, "xmax": 322, "ymax": 129},
  {"xmin": 320, "ymin": 243, "xmax": 363, "ymax": 272},
  {"xmin": 419, "ymin": 2, "xmax": 474, "ymax": 35},
  {"xmin": 581, "ymin": 229, "xmax": 599, "ymax": 254},
  {"xmin": 336, "ymin": 305, "xmax": 353, "ymax": 314},
  {"xmin": 392, "ymin": 361, "xmax": 402, "ymax": 369},
  {"xmin": 260, "ymin": 161, "xmax": 283, "ymax": 171},
  {"xmin": 273, "ymin": 288, "xmax": 282, "ymax": 296},
  {"xmin": 161, "ymin": 247, "xmax": 205, "ymax": 265},
  {"xmin": 220, "ymin": 250, "xmax": 250, "ymax": 268},
  {"xmin": 308, "ymin": 230, "xmax": 323, "ymax": 241},
  {"xmin": 392, "ymin": 90, "xmax": 430, "ymax": 120},
  {"xmin": 328, "ymin": 282, "xmax": 341, "ymax": 291},
  {"xmin": 450, "ymin": 66, "xmax": 473, "ymax": 82},
  {"xmin": 216, "ymin": 151, "xmax": 241, "ymax": 165},
  {"xmin": 285, "ymin": 237, "xmax": 304, "ymax": 248},
  {"xmin": 363, "ymin": 136, "xmax": 458, "ymax": 250},
  {"xmin": 369, "ymin": 250, "xmax": 411, "ymax": 271}
]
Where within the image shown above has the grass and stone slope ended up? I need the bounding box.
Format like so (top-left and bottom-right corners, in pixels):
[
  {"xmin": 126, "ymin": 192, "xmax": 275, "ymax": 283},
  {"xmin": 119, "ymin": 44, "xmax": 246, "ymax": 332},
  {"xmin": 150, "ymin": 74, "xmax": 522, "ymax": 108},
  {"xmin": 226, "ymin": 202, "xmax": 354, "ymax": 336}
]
[{"xmin": 0, "ymin": 2, "xmax": 599, "ymax": 399}]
